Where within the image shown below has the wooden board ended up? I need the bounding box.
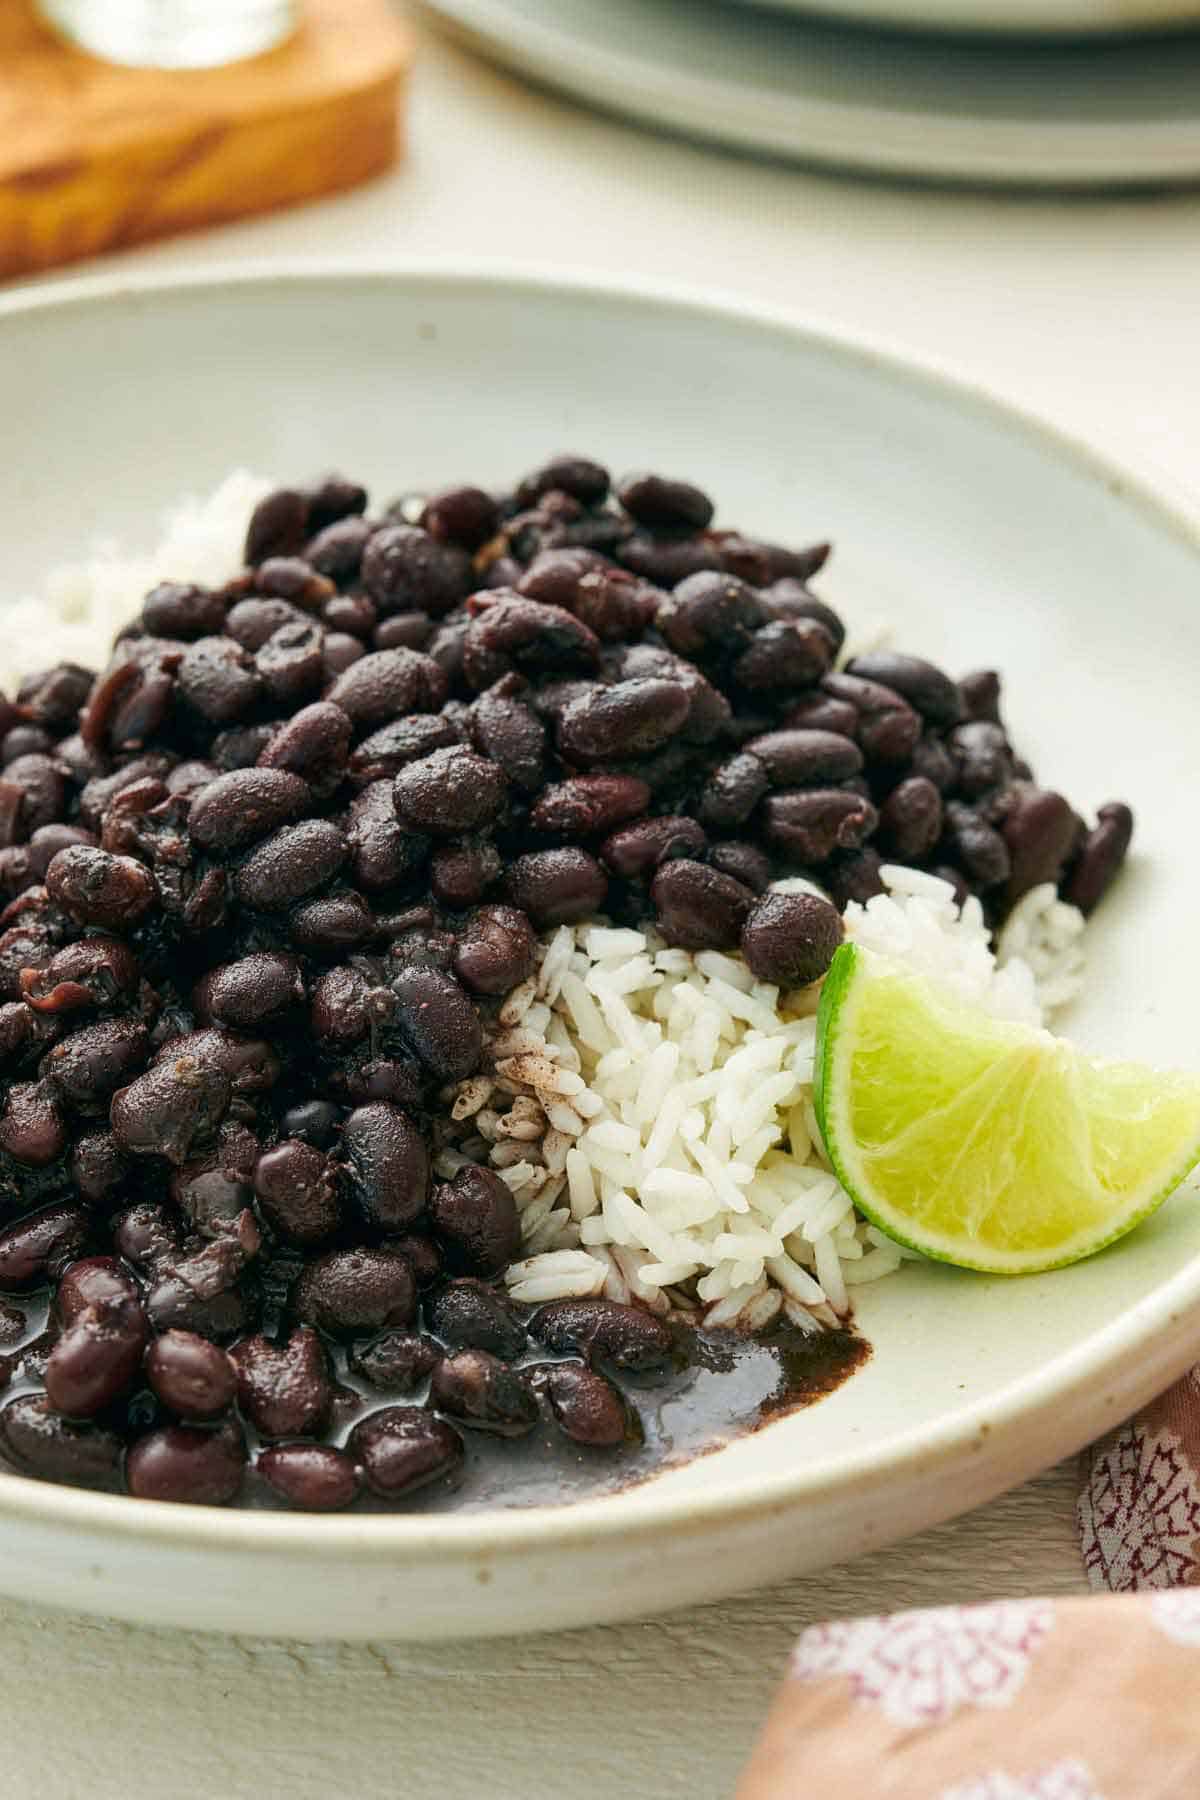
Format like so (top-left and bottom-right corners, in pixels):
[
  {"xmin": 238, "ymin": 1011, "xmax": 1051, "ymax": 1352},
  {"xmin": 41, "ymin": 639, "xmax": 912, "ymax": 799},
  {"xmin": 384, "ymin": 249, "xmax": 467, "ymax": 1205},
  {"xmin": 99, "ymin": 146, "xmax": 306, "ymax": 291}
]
[{"xmin": 0, "ymin": 0, "xmax": 412, "ymax": 279}]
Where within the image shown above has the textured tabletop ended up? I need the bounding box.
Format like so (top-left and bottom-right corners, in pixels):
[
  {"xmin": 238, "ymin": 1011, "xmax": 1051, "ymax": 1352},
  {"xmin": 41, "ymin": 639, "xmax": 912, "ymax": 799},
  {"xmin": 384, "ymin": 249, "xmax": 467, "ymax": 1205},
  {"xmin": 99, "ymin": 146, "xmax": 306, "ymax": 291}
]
[{"xmin": 9, "ymin": 9, "xmax": 1200, "ymax": 1793}]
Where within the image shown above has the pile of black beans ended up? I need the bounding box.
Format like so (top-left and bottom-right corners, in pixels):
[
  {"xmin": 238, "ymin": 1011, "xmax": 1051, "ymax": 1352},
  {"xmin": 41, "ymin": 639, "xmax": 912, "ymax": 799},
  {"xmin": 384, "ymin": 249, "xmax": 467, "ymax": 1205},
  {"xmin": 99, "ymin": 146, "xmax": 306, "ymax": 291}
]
[{"xmin": 0, "ymin": 456, "xmax": 1133, "ymax": 1510}]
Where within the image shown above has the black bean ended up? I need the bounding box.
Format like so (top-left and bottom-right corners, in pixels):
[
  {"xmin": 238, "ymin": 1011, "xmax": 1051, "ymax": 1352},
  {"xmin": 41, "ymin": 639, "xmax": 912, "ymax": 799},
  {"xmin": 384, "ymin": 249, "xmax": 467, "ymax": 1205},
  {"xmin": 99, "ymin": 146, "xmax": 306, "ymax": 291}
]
[
  {"xmin": 255, "ymin": 557, "xmax": 334, "ymax": 609},
  {"xmin": 557, "ymin": 678, "xmax": 690, "ymax": 763},
  {"xmin": 255, "ymin": 621, "xmax": 326, "ymax": 708},
  {"xmin": 349, "ymin": 1329, "xmax": 440, "ymax": 1393},
  {"xmin": 530, "ymin": 773, "xmax": 650, "ymax": 838},
  {"xmin": 515, "ymin": 455, "xmax": 609, "ymax": 509},
  {"xmin": 292, "ymin": 1247, "xmax": 416, "ymax": 1336},
  {"xmin": 909, "ymin": 734, "xmax": 957, "ymax": 793},
  {"xmin": 878, "ymin": 776, "xmax": 944, "ymax": 861},
  {"xmin": 279, "ymin": 1099, "xmax": 341, "ymax": 1149},
  {"xmin": 348, "ymin": 1405, "xmax": 464, "ymax": 1499},
  {"xmin": 346, "ymin": 780, "xmax": 428, "ymax": 893},
  {"xmin": 257, "ymin": 1443, "xmax": 359, "ymax": 1511},
  {"xmin": 390, "ymin": 964, "xmax": 482, "ymax": 1082},
  {"xmin": 21, "ymin": 935, "xmax": 139, "ymax": 1018},
  {"xmin": 385, "ymin": 1232, "xmax": 442, "ymax": 1289},
  {"xmin": 761, "ymin": 790, "xmax": 878, "ymax": 863},
  {"xmin": 360, "ymin": 526, "xmax": 473, "ymax": 619},
  {"xmin": 740, "ymin": 891, "xmax": 842, "ymax": 988},
  {"xmin": 760, "ymin": 581, "xmax": 844, "ymax": 649},
  {"xmin": 941, "ymin": 802, "xmax": 1012, "ymax": 891},
  {"xmin": 323, "ymin": 633, "xmax": 365, "ymax": 677},
  {"xmin": 112, "ymin": 1202, "xmax": 182, "ymax": 1274},
  {"xmin": 211, "ymin": 724, "xmax": 274, "ymax": 771},
  {"xmin": 0, "ymin": 1203, "xmax": 90, "ymax": 1290},
  {"xmin": 392, "ymin": 746, "xmax": 507, "ymax": 835},
  {"xmin": 2, "ymin": 726, "xmax": 53, "ymax": 765},
  {"xmin": 45, "ymin": 845, "xmax": 156, "ymax": 931},
  {"xmin": 306, "ymin": 472, "xmax": 368, "ymax": 532},
  {"xmin": 651, "ymin": 859, "xmax": 755, "ymax": 952},
  {"xmin": 341, "ymin": 1102, "xmax": 429, "ymax": 1233},
  {"xmin": 348, "ymin": 715, "xmax": 461, "ymax": 784},
  {"xmin": 306, "ymin": 516, "xmax": 373, "ymax": 582},
  {"xmin": 235, "ymin": 819, "xmax": 347, "ymax": 911},
  {"xmin": 254, "ymin": 1140, "xmax": 342, "ymax": 1244},
  {"xmin": 543, "ymin": 1362, "xmax": 635, "ymax": 1447},
  {"xmin": 188, "ymin": 769, "xmax": 311, "ymax": 854},
  {"xmin": 290, "ymin": 889, "xmax": 373, "ymax": 953},
  {"xmin": 141, "ymin": 582, "xmax": 227, "ymax": 640},
  {"xmin": 126, "ymin": 1421, "xmax": 246, "ymax": 1504},
  {"xmin": 0, "ymin": 1080, "xmax": 66, "ymax": 1166},
  {"xmin": 822, "ymin": 672, "xmax": 922, "ymax": 766},
  {"xmin": 468, "ymin": 687, "xmax": 546, "ymax": 791},
  {"xmin": 744, "ymin": 728, "xmax": 863, "ymax": 788},
  {"xmin": 706, "ymin": 842, "xmax": 771, "ymax": 893},
  {"xmin": 949, "ymin": 722, "xmax": 1013, "ymax": 799},
  {"xmin": 143, "ymin": 1233, "xmax": 253, "ymax": 1343},
  {"xmin": 45, "ymin": 1290, "xmax": 147, "ymax": 1417},
  {"xmin": 617, "ymin": 532, "xmax": 720, "ymax": 588},
  {"xmin": 505, "ymin": 848, "xmax": 607, "ymax": 926},
  {"xmin": 528, "ymin": 1298, "xmax": 674, "ymax": 1372},
  {"xmin": 245, "ymin": 487, "xmax": 310, "ymax": 563},
  {"xmin": 153, "ymin": 1027, "xmax": 279, "ymax": 1096},
  {"xmin": 426, "ymin": 1280, "xmax": 527, "ymax": 1359},
  {"xmin": 734, "ymin": 620, "xmax": 835, "ymax": 693},
  {"xmin": 1063, "ymin": 802, "xmax": 1134, "ymax": 916},
  {"xmin": 657, "ymin": 571, "xmax": 763, "ymax": 658},
  {"xmin": 846, "ymin": 652, "xmax": 963, "ymax": 729},
  {"xmin": 170, "ymin": 1124, "xmax": 256, "ymax": 1236},
  {"xmin": 193, "ymin": 953, "xmax": 304, "ymax": 1029},
  {"xmin": 601, "ymin": 816, "xmax": 708, "ymax": 881},
  {"xmin": 375, "ymin": 615, "xmax": 437, "ymax": 652},
  {"xmin": 225, "ymin": 596, "xmax": 306, "ymax": 652},
  {"xmin": 325, "ymin": 647, "xmax": 447, "ymax": 728},
  {"xmin": 111, "ymin": 1057, "xmax": 231, "ymax": 1165},
  {"xmin": 230, "ymin": 1327, "xmax": 332, "ymax": 1439},
  {"xmin": 616, "ymin": 471, "xmax": 714, "ymax": 531},
  {"xmin": 430, "ymin": 840, "xmax": 501, "ymax": 908},
  {"xmin": 54, "ymin": 1256, "xmax": 134, "ymax": 1325},
  {"xmin": 40, "ymin": 1015, "xmax": 150, "ymax": 1109},
  {"xmin": 430, "ymin": 1349, "xmax": 538, "ymax": 1437},
  {"xmin": 26, "ymin": 824, "xmax": 98, "ymax": 882},
  {"xmin": 145, "ymin": 1330, "xmax": 237, "ymax": 1419},
  {"xmin": 323, "ymin": 594, "xmax": 377, "ymax": 640},
  {"xmin": 451, "ymin": 904, "xmax": 536, "ymax": 997},
  {"xmin": 176, "ymin": 636, "xmax": 261, "ymax": 725},
  {"xmin": 427, "ymin": 1165, "xmax": 519, "ymax": 1278},
  {"xmin": 17, "ymin": 663, "xmax": 94, "ymax": 728},
  {"xmin": 717, "ymin": 536, "xmax": 831, "ymax": 588},
  {"xmin": 697, "ymin": 753, "xmax": 771, "ymax": 833},
  {"xmin": 420, "ymin": 485, "xmax": 500, "ymax": 550},
  {"xmin": 462, "ymin": 596, "xmax": 602, "ymax": 691},
  {"xmin": 994, "ymin": 783, "xmax": 1081, "ymax": 902},
  {"xmin": 959, "ymin": 668, "xmax": 1002, "ymax": 724},
  {"xmin": 0, "ymin": 1393, "xmax": 122, "ymax": 1489},
  {"xmin": 519, "ymin": 551, "xmax": 657, "ymax": 644}
]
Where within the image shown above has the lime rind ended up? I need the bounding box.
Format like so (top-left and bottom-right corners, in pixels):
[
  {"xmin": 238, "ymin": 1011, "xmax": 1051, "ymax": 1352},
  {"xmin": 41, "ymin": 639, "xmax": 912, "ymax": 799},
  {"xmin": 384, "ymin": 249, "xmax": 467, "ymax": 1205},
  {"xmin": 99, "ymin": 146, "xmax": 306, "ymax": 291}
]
[{"xmin": 813, "ymin": 942, "xmax": 1200, "ymax": 1276}]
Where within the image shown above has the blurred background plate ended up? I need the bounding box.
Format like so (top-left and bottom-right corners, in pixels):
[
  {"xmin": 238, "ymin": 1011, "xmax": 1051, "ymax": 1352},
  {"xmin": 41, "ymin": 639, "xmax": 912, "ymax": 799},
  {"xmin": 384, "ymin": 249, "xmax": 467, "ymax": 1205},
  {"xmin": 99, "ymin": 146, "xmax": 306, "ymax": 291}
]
[
  {"xmin": 724, "ymin": 0, "xmax": 1200, "ymax": 38},
  {"xmin": 420, "ymin": 0, "xmax": 1200, "ymax": 186}
]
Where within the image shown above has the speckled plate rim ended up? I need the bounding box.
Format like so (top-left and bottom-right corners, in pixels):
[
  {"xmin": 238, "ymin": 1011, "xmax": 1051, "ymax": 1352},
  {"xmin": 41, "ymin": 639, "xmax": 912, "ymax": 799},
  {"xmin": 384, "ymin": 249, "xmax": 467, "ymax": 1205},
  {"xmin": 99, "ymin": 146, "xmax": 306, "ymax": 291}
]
[{"xmin": 1, "ymin": 259, "xmax": 1199, "ymax": 1576}]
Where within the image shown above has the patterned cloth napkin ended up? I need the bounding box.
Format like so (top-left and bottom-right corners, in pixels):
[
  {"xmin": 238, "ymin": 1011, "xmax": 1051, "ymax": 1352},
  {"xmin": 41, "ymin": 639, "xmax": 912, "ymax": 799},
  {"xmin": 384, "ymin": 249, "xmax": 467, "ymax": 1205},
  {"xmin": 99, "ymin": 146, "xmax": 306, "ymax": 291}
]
[
  {"xmin": 738, "ymin": 1371, "xmax": 1200, "ymax": 1795},
  {"xmin": 739, "ymin": 1591, "xmax": 1200, "ymax": 1797}
]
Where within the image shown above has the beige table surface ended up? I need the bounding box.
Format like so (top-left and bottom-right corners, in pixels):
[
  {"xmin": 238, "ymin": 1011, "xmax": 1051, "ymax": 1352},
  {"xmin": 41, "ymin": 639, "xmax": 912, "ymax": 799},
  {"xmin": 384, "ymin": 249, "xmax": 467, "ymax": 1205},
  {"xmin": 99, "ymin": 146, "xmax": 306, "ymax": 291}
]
[{"xmin": 11, "ymin": 10, "xmax": 1200, "ymax": 1794}]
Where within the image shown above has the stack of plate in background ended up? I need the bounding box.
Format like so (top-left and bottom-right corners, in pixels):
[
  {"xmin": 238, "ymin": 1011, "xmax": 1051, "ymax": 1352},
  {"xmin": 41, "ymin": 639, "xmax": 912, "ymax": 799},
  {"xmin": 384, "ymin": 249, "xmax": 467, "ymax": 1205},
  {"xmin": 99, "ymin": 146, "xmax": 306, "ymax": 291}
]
[{"xmin": 420, "ymin": 0, "xmax": 1200, "ymax": 187}]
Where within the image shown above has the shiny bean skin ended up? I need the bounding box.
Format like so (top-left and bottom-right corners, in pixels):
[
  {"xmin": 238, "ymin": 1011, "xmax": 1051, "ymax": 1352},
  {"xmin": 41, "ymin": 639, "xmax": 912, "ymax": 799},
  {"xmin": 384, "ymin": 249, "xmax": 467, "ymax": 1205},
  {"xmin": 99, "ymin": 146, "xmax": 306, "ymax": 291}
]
[
  {"xmin": 257, "ymin": 1443, "xmax": 359, "ymax": 1511},
  {"xmin": 600, "ymin": 815, "xmax": 708, "ymax": 880},
  {"xmin": 733, "ymin": 620, "xmax": 835, "ymax": 693},
  {"xmin": 125, "ymin": 1421, "xmax": 246, "ymax": 1505},
  {"xmin": 348, "ymin": 1405, "xmax": 465, "ymax": 1499},
  {"xmin": 46, "ymin": 845, "xmax": 157, "ymax": 931},
  {"xmin": 941, "ymin": 802, "xmax": 1012, "ymax": 891},
  {"xmin": 292, "ymin": 1248, "xmax": 416, "ymax": 1337},
  {"xmin": 349, "ymin": 1330, "xmax": 440, "ymax": 1394},
  {"xmin": 257, "ymin": 701, "xmax": 352, "ymax": 790},
  {"xmin": 420, "ymin": 485, "xmax": 500, "ymax": 550},
  {"xmin": 430, "ymin": 1350, "xmax": 538, "ymax": 1437},
  {"xmin": 392, "ymin": 746, "xmax": 507, "ymax": 834},
  {"xmin": 556, "ymin": 678, "xmax": 690, "ymax": 762},
  {"xmin": 543, "ymin": 1362, "xmax": 635, "ymax": 1447},
  {"xmin": 56, "ymin": 1256, "xmax": 137, "ymax": 1325},
  {"xmin": 427, "ymin": 1166, "xmax": 520, "ymax": 1278},
  {"xmin": 743, "ymin": 729, "xmax": 862, "ymax": 787},
  {"xmin": 0, "ymin": 1394, "xmax": 122, "ymax": 1489},
  {"xmin": 740, "ymin": 891, "xmax": 843, "ymax": 988},
  {"xmin": 845, "ymin": 652, "xmax": 963, "ymax": 729},
  {"xmin": 761, "ymin": 790, "xmax": 879, "ymax": 863},
  {"xmin": 0, "ymin": 1203, "xmax": 91, "ymax": 1291},
  {"xmin": 111, "ymin": 1058, "xmax": 231, "ymax": 1166},
  {"xmin": 390, "ymin": 965, "xmax": 482, "ymax": 1082},
  {"xmin": 997, "ymin": 783, "xmax": 1080, "ymax": 902},
  {"xmin": 504, "ymin": 848, "xmax": 608, "ymax": 926},
  {"xmin": 1063, "ymin": 802, "xmax": 1134, "ymax": 916},
  {"xmin": 0, "ymin": 1082, "xmax": 68, "ymax": 1166},
  {"xmin": 426, "ymin": 1280, "xmax": 527, "ymax": 1359},
  {"xmin": 145, "ymin": 1330, "xmax": 238, "ymax": 1420},
  {"xmin": 651, "ymin": 859, "xmax": 755, "ymax": 952},
  {"xmin": 616, "ymin": 471, "xmax": 713, "ymax": 531},
  {"xmin": 530, "ymin": 773, "xmax": 650, "ymax": 838},
  {"xmin": 234, "ymin": 819, "xmax": 348, "ymax": 910},
  {"xmin": 254, "ymin": 1140, "xmax": 342, "ymax": 1244},
  {"xmin": 451, "ymin": 904, "xmax": 536, "ymax": 997},
  {"xmin": 878, "ymin": 776, "xmax": 944, "ymax": 861},
  {"xmin": 360, "ymin": 527, "xmax": 473, "ymax": 619},
  {"xmin": 528, "ymin": 1299, "xmax": 674, "ymax": 1372},
  {"xmin": 193, "ymin": 953, "xmax": 305, "ymax": 1029},
  {"xmin": 697, "ymin": 753, "xmax": 770, "ymax": 832},
  {"xmin": 44, "ymin": 1291, "xmax": 147, "ymax": 1417},
  {"xmin": 341, "ymin": 1102, "xmax": 430, "ymax": 1232},
  {"xmin": 230, "ymin": 1328, "xmax": 332, "ymax": 1439},
  {"xmin": 187, "ymin": 769, "xmax": 311, "ymax": 854},
  {"xmin": 325, "ymin": 647, "xmax": 448, "ymax": 728},
  {"xmin": 656, "ymin": 571, "xmax": 763, "ymax": 658}
]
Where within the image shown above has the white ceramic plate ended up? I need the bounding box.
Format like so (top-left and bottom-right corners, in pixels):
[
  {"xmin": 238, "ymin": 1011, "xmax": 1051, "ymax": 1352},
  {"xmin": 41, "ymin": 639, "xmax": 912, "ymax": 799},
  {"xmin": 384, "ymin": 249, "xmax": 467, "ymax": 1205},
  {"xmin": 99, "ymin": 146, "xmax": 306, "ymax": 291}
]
[
  {"xmin": 2, "ymin": 264, "xmax": 1199, "ymax": 1642},
  {"xmin": 725, "ymin": 0, "xmax": 1200, "ymax": 39},
  {"xmin": 421, "ymin": 0, "xmax": 1200, "ymax": 187}
]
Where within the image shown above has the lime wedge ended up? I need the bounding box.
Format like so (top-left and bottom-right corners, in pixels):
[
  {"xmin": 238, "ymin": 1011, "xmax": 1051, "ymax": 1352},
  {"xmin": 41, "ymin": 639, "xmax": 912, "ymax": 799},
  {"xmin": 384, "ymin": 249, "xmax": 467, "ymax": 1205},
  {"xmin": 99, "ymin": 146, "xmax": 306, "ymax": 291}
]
[{"xmin": 814, "ymin": 942, "xmax": 1200, "ymax": 1274}]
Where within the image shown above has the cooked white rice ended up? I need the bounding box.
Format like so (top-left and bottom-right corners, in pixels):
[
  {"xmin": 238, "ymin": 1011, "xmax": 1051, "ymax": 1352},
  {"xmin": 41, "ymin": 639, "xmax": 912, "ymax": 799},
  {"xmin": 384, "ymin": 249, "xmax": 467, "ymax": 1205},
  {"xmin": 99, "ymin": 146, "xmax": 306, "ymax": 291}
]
[
  {"xmin": 6, "ymin": 476, "xmax": 1088, "ymax": 1333},
  {"xmin": 441, "ymin": 873, "xmax": 1085, "ymax": 1331}
]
